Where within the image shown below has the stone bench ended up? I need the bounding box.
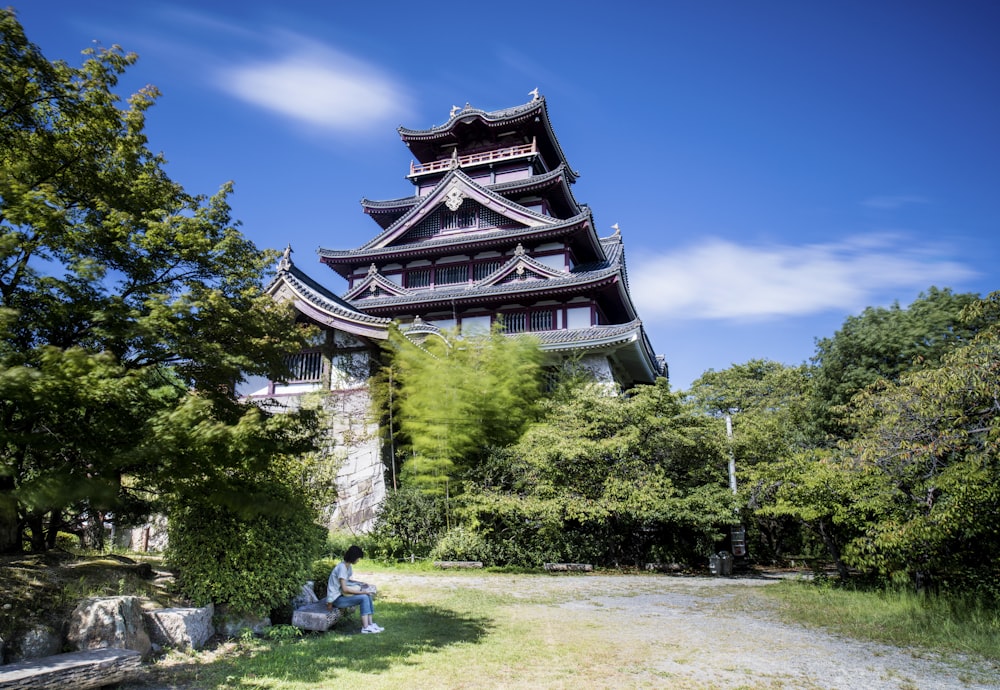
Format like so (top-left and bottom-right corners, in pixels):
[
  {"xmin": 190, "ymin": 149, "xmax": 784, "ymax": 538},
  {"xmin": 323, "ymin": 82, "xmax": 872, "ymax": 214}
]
[
  {"xmin": 433, "ymin": 560, "xmax": 484, "ymax": 569},
  {"xmin": 291, "ymin": 601, "xmax": 344, "ymax": 632},
  {"xmin": 0, "ymin": 648, "xmax": 142, "ymax": 690},
  {"xmin": 288, "ymin": 581, "xmax": 361, "ymax": 633},
  {"xmin": 543, "ymin": 563, "xmax": 593, "ymax": 572}
]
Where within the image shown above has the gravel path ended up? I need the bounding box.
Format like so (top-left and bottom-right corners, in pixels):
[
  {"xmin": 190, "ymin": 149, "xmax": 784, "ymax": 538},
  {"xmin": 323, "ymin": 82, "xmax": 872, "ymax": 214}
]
[{"xmin": 374, "ymin": 570, "xmax": 999, "ymax": 690}]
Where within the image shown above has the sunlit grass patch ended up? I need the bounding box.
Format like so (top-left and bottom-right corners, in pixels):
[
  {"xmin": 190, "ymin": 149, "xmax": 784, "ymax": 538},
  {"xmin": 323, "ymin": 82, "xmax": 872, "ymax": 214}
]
[{"xmin": 762, "ymin": 581, "xmax": 1000, "ymax": 662}]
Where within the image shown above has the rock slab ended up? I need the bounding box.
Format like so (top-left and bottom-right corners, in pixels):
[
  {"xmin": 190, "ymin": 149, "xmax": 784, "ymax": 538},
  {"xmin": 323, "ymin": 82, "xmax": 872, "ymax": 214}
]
[
  {"xmin": 67, "ymin": 596, "xmax": 152, "ymax": 659},
  {"xmin": 0, "ymin": 648, "xmax": 142, "ymax": 689},
  {"xmin": 143, "ymin": 603, "xmax": 214, "ymax": 650},
  {"xmin": 291, "ymin": 601, "xmax": 341, "ymax": 632}
]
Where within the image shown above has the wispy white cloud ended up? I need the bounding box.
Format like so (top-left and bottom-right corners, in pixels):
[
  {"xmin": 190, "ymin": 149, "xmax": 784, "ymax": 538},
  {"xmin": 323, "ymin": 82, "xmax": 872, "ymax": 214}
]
[
  {"xmin": 631, "ymin": 234, "xmax": 977, "ymax": 322},
  {"xmin": 216, "ymin": 37, "xmax": 411, "ymax": 134},
  {"xmin": 861, "ymin": 195, "xmax": 929, "ymax": 210}
]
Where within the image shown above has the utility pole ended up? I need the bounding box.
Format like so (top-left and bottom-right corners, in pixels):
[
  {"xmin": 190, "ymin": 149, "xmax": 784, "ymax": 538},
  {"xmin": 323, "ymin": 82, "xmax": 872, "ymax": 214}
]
[
  {"xmin": 725, "ymin": 413, "xmax": 747, "ymax": 564},
  {"xmin": 725, "ymin": 413, "xmax": 737, "ymax": 495}
]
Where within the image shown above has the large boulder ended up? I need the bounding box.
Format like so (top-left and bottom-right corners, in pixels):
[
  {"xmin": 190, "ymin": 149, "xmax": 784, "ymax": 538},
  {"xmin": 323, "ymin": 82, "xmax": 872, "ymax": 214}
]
[
  {"xmin": 67, "ymin": 596, "xmax": 152, "ymax": 659},
  {"xmin": 10, "ymin": 623, "xmax": 62, "ymax": 661},
  {"xmin": 143, "ymin": 604, "xmax": 214, "ymax": 651}
]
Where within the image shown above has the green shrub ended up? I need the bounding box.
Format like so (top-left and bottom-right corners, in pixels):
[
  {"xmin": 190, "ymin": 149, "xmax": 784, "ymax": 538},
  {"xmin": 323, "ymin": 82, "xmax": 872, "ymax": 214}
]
[
  {"xmin": 310, "ymin": 557, "xmax": 339, "ymax": 601},
  {"xmin": 430, "ymin": 526, "xmax": 486, "ymax": 562},
  {"xmin": 367, "ymin": 487, "xmax": 446, "ymax": 560},
  {"xmin": 167, "ymin": 482, "xmax": 325, "ymax": 617},
  {"xmin": 325, "ymin": 531, "xmax": 357, "ymax": 559}
]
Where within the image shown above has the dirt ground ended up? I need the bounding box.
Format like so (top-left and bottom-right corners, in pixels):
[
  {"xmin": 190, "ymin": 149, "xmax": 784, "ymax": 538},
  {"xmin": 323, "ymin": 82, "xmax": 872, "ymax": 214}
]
[
  {"xmin": 4, "ymin": 557, "xmax": 997, "ymax": 688},
  {"xmin": 373, "ymin": 570, "xmax": 999, "ymax": 690}
]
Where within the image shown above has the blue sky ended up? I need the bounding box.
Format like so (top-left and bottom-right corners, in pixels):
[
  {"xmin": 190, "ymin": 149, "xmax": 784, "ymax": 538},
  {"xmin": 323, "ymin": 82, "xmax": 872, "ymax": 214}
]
[{"xmin": 15, "ymin": 1, "xmax": 1000, "ymax": 390}]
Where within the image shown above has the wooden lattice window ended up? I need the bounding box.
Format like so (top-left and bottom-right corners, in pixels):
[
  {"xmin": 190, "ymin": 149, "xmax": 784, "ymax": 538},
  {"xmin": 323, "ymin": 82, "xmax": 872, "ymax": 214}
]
[
  {"xmin": 442, "ymin": 207, "xmax": 477, "ymax": 231},
  {"xmin": 435, "ymin": 264, "xmax": 468, "ymax": 285},
  {"xmin": 404, "ymin": 212, "xmax": 441, "ymax": 242},
  {"xmin": 501, "ymin": 312, "xmax": 526, "ymax": 333},
  {"xmin": 479, "ymin": 207, "xmax": 506, "ymax": 229},
  {"xmin": 530, "ymin": 310, "xmax": 554, "ymax": 331},
  {"xmin": 283, "ymin": 351, "xmax": 323, "ymax": 382},
  {"xmin": 473, "ymin": 260, "xmax": 502, "ymax": 280},
  {"xmin": 406, "ymin": 269, "xmax": 431, "ymax": 288}
]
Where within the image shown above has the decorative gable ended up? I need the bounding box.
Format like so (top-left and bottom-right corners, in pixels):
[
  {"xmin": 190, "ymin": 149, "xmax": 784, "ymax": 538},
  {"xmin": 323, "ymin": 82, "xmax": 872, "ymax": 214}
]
[
  {"xmin": 477, "ymin": 243, "xmax": 567, "ymax": 286},
  {"xmin": 364, "ymin": 170, "xmax": 555, "ymax": 250},
  {"xmin": 344, "ymin": 264, "xmax": 412, "ymax": 300},
  {"xmin": 398, "ymin": 200, "xmax": 519, "ymax": 244}
]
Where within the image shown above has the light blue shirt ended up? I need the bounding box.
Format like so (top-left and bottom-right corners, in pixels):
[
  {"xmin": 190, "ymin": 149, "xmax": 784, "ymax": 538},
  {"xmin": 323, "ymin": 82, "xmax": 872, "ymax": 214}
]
[{"xmin": 326, "ymin": 561, "xmax": 352, "ymax": 603}]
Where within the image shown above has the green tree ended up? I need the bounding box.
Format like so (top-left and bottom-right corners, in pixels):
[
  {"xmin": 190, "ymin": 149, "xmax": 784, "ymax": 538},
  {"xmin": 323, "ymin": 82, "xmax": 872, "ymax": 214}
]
[
  {"xmin": 687, "ymin": 360, "xmax": 815, "ymax": 564},
  {"xmin": 841, "ymin": 293, "xmax": 1000, "ymax": 597},
  {"xmin": 375, "ymin": 324, "xmax": 544, "ymax": 494},
  {"xmin": 462, "ymin": 378, "xmax": 735, "ymax": 567},
  {"xmin": 811, "ymin": 287, "xmax": 986, "ymax": 442},
  {"xmin": 0, "ymin": 10, "xmax": 314, "ymax": 552}
]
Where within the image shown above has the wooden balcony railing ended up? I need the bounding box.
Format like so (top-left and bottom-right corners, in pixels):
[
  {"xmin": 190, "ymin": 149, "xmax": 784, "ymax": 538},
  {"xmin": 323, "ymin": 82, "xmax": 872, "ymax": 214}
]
[{"xmin": 409, "ymin": 137, "xmax": 537, "ymax": 177}]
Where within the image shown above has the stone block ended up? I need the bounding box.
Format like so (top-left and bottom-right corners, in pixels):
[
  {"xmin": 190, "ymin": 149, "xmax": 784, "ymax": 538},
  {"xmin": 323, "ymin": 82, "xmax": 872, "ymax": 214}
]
[
  {"xmin": 9, "ymin": 624, "xmax": 62, "ymax": 661},
  {"xmin": 291, "ymin": 601, "xmax": 340, "ymax": 632},
  {"xmin": 143, "ymin": 603, "xmax": 214, "ymax": 650},
  {"xmin": 0, "ymin": 648, "xmax": 142, "ymax": 689},
  {"xmin": 67, "ymin": 596, "xmax": 152, "ymax": 659}
]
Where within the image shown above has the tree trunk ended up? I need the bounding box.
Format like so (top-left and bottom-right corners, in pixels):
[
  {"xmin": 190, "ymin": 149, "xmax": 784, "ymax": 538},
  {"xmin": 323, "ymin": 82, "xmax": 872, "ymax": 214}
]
[
  {"xmin": 26, "ymin": 512, "xmax": 46, "ymax": 552},
  {"xmin": 45, "ymin": 508, "xmax": 62, "ymax": 550},
  {"xmin": 816, "ymin": 518, "xmax": 850, "ymax": 580},
  {"xmin": 0, "ymin": 475, "xmax": 22, "ymax": 553}
]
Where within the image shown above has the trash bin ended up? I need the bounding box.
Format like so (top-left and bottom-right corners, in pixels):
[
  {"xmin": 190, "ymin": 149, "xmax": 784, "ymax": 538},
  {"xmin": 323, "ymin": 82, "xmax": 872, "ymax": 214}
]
[
  {"xmin": 708, "ymin": 553, "xmax": 721, "ymax": 575},
  {"xmin": 718, "ymin": 550, "xmax": 733, "ymax": 576}
]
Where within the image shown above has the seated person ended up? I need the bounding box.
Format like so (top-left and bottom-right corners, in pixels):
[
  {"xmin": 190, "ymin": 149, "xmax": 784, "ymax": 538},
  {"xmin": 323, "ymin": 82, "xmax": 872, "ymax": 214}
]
[{"xmin": 326, "ymin": 544, "xmax": 383, "ymax": 634}]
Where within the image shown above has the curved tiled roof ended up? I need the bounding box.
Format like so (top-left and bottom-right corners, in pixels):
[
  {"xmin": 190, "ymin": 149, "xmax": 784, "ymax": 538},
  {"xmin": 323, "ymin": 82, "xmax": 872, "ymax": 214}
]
[
  {"xmin": 361, "ymin": 164, "xmax": 583, "ymax": 229},
  {"xmin": 346, "ymin": 261, "xmax": 621, "ymax": 311},
  {"xmin": 318, "ymin": 211, "xmax": 599, "ymax": 265},
  {"xmin": 398, "ymin": 96, "xmax": 578, "ymax": 179},
  {"xmin": 399, "ymin": 98, "xmax": 544, "ymax": 138},
  {"xmin": 364, "ymin": 168, "xmax": 556, "ymax": 248},
  {"xmin": 361, "ymin": 195, "xmax": 421, "ymax": 211},
  {"xmin": 267, "ymin": 253, "xmax": 391, "ymax": 336}
]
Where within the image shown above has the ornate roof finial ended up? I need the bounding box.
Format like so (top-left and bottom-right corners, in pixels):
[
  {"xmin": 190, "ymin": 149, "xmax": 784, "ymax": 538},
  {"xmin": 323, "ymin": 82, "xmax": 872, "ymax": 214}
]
[
  {"xmin": 444, "ymin": 185, "xmax": 465, "ymax": 210},
  {"xmin": 529, "ymin": 87, "xmax": 540, "ymax": 101},
  {"xmin": 278, "ymin": 244, "xmax": 293, "ymax": 272},
  {"xmin": 368, "ymin": 263, "xmax": 378, "ymax": 276},
  {"xmin": 450, "ymin": 104, "xmax": 460, "ymax": 117},
  {"xmin": 514, "ymin": 243, "xmax": 526, "ymax": 257},
  {"xmin": 611, "ymin": 222, "xmax": 621, "ymax": 236},
  {"xmin": 448, "ymin": 147, "xmax": 460, "ymax": 170}
]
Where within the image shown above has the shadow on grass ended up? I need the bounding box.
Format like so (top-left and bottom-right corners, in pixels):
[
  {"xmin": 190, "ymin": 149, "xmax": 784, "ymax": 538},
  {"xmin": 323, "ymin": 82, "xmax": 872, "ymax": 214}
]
[{"xmin": 138, "ymin": 601, "xmax": 492, "ymax": 688}]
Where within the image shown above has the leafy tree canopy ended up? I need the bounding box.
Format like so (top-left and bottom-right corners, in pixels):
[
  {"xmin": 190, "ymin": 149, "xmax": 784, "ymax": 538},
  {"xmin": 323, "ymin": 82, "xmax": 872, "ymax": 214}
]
[
  {"xmin": 841, "ymin": 294, "xmax": 1000, "ymax": 596},
  {"xmin": 462, "ymin": 378, "xmax": 736, "ymax": 566},
  {"xmin": 810, "ymin": 286, "xmax": 987, "ymax": 442},
  {"xmin": 0, "ymin": 10, "xmax": 315, "ymax": 552},
  {"xmin": 374, "ymin": 324, "xmax": 544, "ymax": 495}
]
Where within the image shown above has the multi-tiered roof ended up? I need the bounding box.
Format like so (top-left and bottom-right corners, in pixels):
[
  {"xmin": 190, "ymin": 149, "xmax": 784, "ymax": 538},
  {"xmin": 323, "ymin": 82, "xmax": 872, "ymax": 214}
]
[{"xmin": 272, "ymin": 94, "xmax": 665, "ymax": 387}]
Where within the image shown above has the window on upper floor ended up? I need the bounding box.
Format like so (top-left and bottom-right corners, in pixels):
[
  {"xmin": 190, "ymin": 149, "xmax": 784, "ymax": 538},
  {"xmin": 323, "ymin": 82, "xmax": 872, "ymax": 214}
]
[
  {"xmin": 405, "ymin": 269, "xmax": 431, "ymax": 288},
  {"xmin": 282, "ymin": 351, "xmax": 323, "ymax": 383},
  {"xmin": 473, "ymin": 260, "xmax": 502, "ymax": 280},
  {"xmin": 435, "ymin": 264, "xmax": 468, "ymax": 285}
]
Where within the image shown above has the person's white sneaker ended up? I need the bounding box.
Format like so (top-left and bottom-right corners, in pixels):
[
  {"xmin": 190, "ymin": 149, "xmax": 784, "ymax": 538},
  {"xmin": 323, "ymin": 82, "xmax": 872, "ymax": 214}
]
[
  {"xmin": 370, "ymin": 623, "xmax": 384, "ymax": 632},
  {"xmin": 361, "ymin": 625, "xmax": 381, "ymax": 634}
]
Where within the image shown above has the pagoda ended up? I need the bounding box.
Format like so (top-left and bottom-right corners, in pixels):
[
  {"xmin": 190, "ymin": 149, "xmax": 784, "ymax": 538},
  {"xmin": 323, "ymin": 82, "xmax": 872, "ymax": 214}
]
[{"xmin": 261, "ymin": 93, "xmax": 666, "ymax": 530}]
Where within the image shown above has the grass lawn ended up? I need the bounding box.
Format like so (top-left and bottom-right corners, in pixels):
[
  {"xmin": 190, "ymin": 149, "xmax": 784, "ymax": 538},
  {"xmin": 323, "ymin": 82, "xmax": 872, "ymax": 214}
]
[
  {"xmin": 133, "ymin": 570, "xmax": 682, "ymax": 689},
  {"xmin": 123, "ymin": 567, "xmax": 999, "ymax": 689}
]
